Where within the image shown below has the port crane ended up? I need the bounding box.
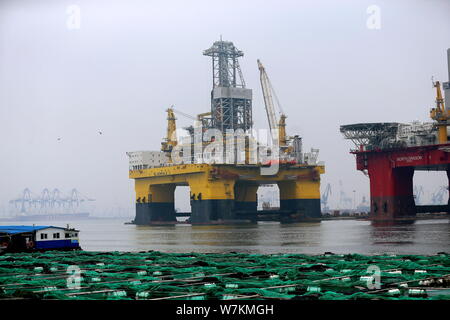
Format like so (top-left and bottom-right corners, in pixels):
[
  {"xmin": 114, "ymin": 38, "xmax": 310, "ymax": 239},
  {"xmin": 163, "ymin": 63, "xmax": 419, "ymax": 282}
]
[
  {"xmin": 321, "ymin": 183, "xmax": 332, "ymax": 211},
  {"xmin": 9, "ymin": 188, "xmax": 95, "ymax": 214},
  {"xmin": 413, "ymin": 185, "xmax": 424, "ymax": 205},
  {"xmin": 431, "ymin": 186, "xmax": 448, "ymax": 205},
  {"xmin": 338, "ymin": 180, "xmax": 353, "ymax": 209},
  {"xmin": 357, "ymin": 196, "xmax": 370, "ymax": 212}
]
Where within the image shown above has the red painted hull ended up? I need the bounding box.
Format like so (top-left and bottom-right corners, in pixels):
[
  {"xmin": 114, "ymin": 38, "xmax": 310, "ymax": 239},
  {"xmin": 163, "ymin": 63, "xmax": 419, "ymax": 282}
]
[{"xmin": 353, "ymin": 143, "xmax": 450, "ymax": 220}]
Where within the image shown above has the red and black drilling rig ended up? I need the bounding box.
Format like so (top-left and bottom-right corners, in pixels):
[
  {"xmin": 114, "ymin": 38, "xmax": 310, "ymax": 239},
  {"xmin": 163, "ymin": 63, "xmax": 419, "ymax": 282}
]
[{"xmin": 341, "ymin": 49, "xmax": 450, "ymax": 221}]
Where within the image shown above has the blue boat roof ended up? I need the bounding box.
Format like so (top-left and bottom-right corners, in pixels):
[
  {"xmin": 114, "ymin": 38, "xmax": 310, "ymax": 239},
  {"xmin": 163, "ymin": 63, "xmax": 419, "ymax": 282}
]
[{"xmin": 0, "ymin": 225, "xmax": 77, "ymax": 235}]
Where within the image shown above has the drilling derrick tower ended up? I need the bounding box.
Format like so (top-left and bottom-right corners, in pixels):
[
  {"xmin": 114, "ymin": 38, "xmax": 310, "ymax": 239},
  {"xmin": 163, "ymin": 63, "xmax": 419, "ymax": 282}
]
[{"xmin": 203, "ymin": 40, "xmax": 252, "ymax": 132}]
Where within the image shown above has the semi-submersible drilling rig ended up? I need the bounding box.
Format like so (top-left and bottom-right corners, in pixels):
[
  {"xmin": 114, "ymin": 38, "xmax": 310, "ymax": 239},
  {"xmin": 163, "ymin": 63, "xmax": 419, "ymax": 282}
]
[
  {"xmin": 341, "ymin": 49, "xmax": 450, "ymax": 221},
  {"xmin": 127, "ymin": 39, "xmax": 325, "ymax": 224}
]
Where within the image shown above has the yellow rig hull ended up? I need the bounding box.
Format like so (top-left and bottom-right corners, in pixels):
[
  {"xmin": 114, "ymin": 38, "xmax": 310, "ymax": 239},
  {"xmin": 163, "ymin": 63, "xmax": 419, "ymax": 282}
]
[{"xmin": 130, "ymin": 163, "xmax": 325, "ymax": 224}]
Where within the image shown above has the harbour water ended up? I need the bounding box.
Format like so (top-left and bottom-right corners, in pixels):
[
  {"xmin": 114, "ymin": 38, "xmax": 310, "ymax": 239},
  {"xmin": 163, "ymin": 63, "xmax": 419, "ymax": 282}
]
[{"xmin": 2, "ymin": 217, "xmax": 448, "ymax": 255}]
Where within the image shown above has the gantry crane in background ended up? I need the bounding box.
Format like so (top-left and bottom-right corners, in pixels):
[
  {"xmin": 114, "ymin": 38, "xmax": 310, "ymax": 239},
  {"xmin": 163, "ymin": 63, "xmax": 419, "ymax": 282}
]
[
  {"xmin": 357, "ymin": 196, "xmax": 370, "ymax": 212},
  {"xmin": 338, "ymin": 180, "xmax": 353, "ymax": 209},
  {"xmin": 9, "ymin": 188, "xmax": 95, "ymax": 214},
  {"xmin": 431, "ymin": 185, "xmax": 448, "ymax": 205},
  {"xmin": 321, "ymin": 183, "xmax": 332, "ymax": 211},
  {"xmin": 413, "ymin": 185, "xmax": 425, "ymax": 205}
]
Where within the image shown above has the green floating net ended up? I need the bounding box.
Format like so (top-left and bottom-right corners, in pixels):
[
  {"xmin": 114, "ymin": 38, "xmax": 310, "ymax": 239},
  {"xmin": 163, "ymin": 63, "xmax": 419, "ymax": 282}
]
[{"xmin": 0, "ymin": 251, "xmax": 449, "ymax": 300}]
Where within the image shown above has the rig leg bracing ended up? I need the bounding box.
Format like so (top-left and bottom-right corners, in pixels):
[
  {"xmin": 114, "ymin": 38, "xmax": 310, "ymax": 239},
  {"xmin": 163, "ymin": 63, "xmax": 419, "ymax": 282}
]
[
  {"xmin": 367, "ymin": 153, "xmax": 416, "ymax": 219},
  {"xmin": 278, "ymin": 179, "xmax": 321, "ymax": 222}
]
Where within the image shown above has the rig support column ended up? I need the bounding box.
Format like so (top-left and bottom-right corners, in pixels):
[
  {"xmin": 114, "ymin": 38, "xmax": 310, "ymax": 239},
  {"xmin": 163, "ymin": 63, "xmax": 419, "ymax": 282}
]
[
  {"xmin": 134, "ymin": 180, "xmax": 176, "ymax": 224},
  {"xmin": 278, "ymin": 177, "xmax": 321, "ymax": 222},
  {"xmin": 234, "ymin": 183, "xmax": 258, "ymax": 222},
  {"xmin": 189, "ymin": 177, "xmax": 236, "ymax": 224},
  {"xmin": 368, "ymin": 155, "xmax": 415, "ymax": 220}
]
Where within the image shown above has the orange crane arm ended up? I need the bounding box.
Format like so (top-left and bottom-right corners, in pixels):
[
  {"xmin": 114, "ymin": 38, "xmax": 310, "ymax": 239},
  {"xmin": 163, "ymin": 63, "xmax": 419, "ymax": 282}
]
[
  {"xmin": 430, "ymin": 81, "xmax": 448, "ymax": 143},
  {"xmin": 161, "ymin": 107, "xmax": 177, "ymax": 155}
]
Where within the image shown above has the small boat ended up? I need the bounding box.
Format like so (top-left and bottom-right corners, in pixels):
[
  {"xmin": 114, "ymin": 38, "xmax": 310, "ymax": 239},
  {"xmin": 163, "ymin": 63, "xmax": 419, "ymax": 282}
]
[{"xmin": 0, "ymin": 225, "xmax": 81, "ymax": 253}]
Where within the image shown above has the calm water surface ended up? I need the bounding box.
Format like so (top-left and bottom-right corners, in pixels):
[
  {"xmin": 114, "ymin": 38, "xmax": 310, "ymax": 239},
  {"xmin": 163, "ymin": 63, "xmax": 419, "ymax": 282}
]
[{"xmin": 4, "ymin": 218, "xmax": 449, "ymax": 255}]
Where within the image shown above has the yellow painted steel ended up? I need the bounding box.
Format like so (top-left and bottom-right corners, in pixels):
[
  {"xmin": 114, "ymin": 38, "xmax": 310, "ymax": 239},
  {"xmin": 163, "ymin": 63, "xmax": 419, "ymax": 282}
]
[
  {"xmin": 134, "ymin": 180, "xmax": 176, "ymax": 203},
  {"xmin": 278, "ymin": 114, "xmax": 287, "ymax": 147},
  {"xmin": 430, "ymin": 80, "xmax": 449, "ymax": 144},
  {"xmin": 161, "ymin": 108, "xmax": 178, "ymax": 157},
  {"xmin": 134, "ymin": 178, "xmax": 150, "ymax": 201},
  {"xmin": 234, "ymin": 183, "xmax": 258, "ymax": 202},
  {"xmin": 130, "ymin": 163, "xmax": 324, "ymax": 202},
  {"xmin": 149, "ymin": 184, "xmax": 176, "ymax": 203},
  {"xmin": 278, "ymin": 179, "xmax": 320, "ymax": 200},
  {"xmin": 189, "ymin": 174, "xmax": 235, "ymax": 200},
  {"xmin": 197, "ymin": 112, "xmax": 212, "ymax": 120},
  {"xmin": 129, "ymin": 164, "xmax": 209, "ymax": 180}
]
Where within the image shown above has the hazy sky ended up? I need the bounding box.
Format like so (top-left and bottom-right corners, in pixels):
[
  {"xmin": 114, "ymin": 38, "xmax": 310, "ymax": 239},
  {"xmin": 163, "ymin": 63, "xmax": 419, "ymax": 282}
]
[{"xmin": 0, "ymin": 0, "xmax": 449, "ymax": 214}]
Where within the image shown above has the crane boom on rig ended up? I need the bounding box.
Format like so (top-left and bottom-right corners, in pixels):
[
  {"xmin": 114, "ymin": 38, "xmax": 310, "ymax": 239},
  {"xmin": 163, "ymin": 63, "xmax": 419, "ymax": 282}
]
[
  {"xmin": 430, "ymin": 80, "xmax": 449, "ymax": 143},
  {"xmin": 161, "ymin": 107, "xmax": 177, "ymax": 162},
  {"xmin": 257, "ymin": 59, "xmax": 289, "ymax": 150},
  {"xmin": 258, "ymin": 59, "xmax": 278, "ymax": 134}
]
